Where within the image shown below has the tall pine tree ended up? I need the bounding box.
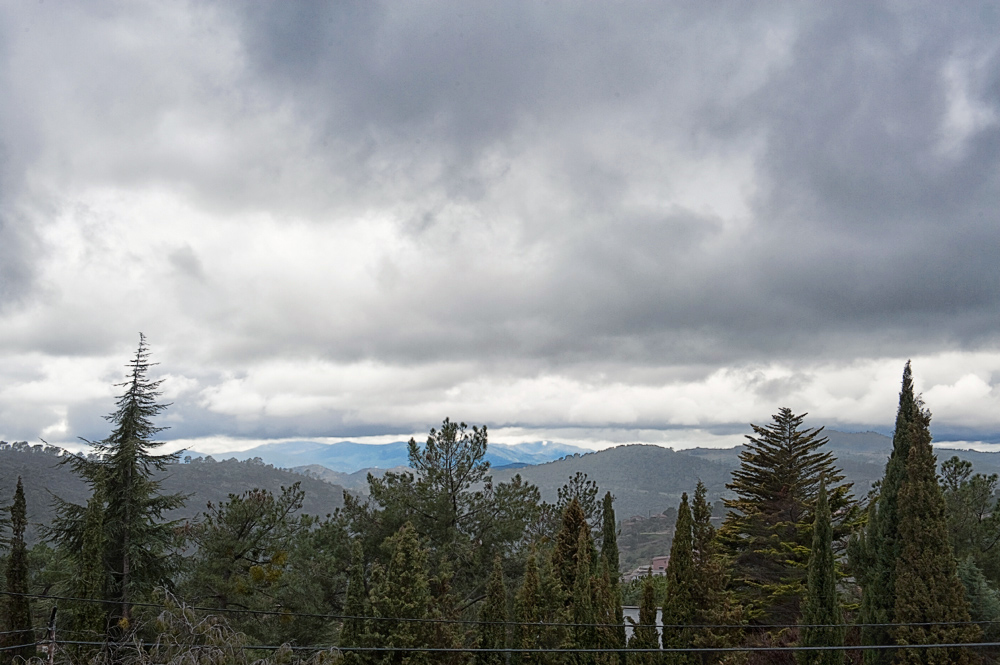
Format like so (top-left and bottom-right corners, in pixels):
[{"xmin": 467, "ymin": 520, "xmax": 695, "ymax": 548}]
[
  {"xmin": 628, "ymin": 575, "xmax": 659, "ymax": 665},
  {"xmin": 662, "ymin": 493, "xmax": 696, "ymax": 665},
  {"xmin": 512, "ymin": 550, "xmax": 542, "ymax": 665},
  {"xmin": 50, "ymin": 335, "xmax": 186, "ymax": 624},
  {"xmin": 3, "ymin": 477, "xmax": 33, "ymax": 663},
  {"xmin": 341, "ymin": 539, "xmax": 370, "ymax": 665},
  {"xmin": 850, "ymin": 362, "xmax": 920, "ymax": 664},
  {"xmin": 797, "ymin": 478, "xmax": 843, "ymax": 665},
  {"xmin": 893, "ymin": 409, "xmax": 979, "ymax": 664},
  {"xmin": 719, "ymin": 408, "xmax": 854, "ymax": 625}
]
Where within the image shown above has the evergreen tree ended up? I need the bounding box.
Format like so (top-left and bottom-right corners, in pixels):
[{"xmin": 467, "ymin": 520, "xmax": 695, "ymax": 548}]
[
  {"xmin": 688, "ymin": 483, "xmax": 744, "ymax": 665},
  {"xmin": 719, "ymin": 408, "xmax": 854, "ymax": 625},
  {"xmin": 512, "ymin": 551, "xmax": 542, "ymax": 665},
  {"xmin": 71, "ymin": 485, "xmax": 108, "ymax": 643},
  {"xmin": 662, "ymin": 493, "xmax": 696, "ymax": 664},
  {"xmin": 893, "ymin": 415, "xmax": 980, "ymax": 664},
  {"xmin": 601, "ymin": 492, "xmax": 627, "ymax": 655},
  {"xmin": 50, "ymin": 335, "xmax": 186, "ymax": 624},
  {"xmin": 627, "ymin": 574, "xmax": 659, "ymax": 665},
  {"xmin": 553, "ymin": 498, "xmax": 592, "ymax": 596},
  {"xmin": 957, "ymin": 557, "xmax": 1000, "ymax": 641},
  {"xmin": 341, "ymin": 539, "xmax": 370, "ymax": 665},
  {"xmin": 593, "ymin": 559, "xmax": 623, "ymax": 665},
  {"xmin": 368, "ymin": 522, "xmax": 433, "ymax": 665},
  {"xmin": 477, "ymin": 556, "xmax": 508, "ymax": 665},
  {"xmin": 797, "ymin": 478, "xmax": 843, "ymax": 665},
  {"xmin": 3, "ymin": 478, "xmax": 34, "ymax": 663},
  {"xmin": 850, "ymin": 362, "xmax": 919, "ymax": 664},
  {"xmin": 573, "ymin": 528, "xmax": 596, "ymax": 665}
]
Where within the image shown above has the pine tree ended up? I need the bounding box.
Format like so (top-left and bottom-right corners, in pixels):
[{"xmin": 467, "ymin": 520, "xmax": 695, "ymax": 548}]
[
  {"xmin": 512, "ymin": 551, "xmax": 542, "ymax": 665},
  {"xmin": 719, "ymin": 408, "xmax": 854, "ymax": 625},
  {"xmin": 851, "ymin": 362, "xmax": 919, "ymax": 664},
  {"xmin": 341, "ymin": 539, "xmax": 370, "ymax": 665},
  {"xmin": 628, "ymin": 574, "xmax": 659, "ymax": 665},
  {"xmin": 601, "ymin": 492, "xmax": 627, "ymax": 655},
  {"xmin": 50, "ymin": 335, "xmax": 186, "ymax": 624},
  {"xmin": 797, "ymin": 478, "xmax": 843, "ymax": 665},
  {"xmin": 368, "ymin": 522, "xmax": 433, "ymax": 665},
  {"xmin": 893, "ymin": 413, "xmax": 979, "ymax": 664},
  {"xmin": 3, "ymin": 478, "xmax": 34, "ymax": 663},
  {"xmin": 662, "ymin": 493, "xmax": 696, "ymax": 664},
  {"xmin": 477, "ymin": 556, "xmax": 508, "ymax": 665}
]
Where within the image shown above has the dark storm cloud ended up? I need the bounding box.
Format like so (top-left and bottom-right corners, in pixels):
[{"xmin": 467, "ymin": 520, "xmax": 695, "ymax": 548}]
[{"xmin": 207, "ymin": 1, "xmax": 1000, "ymax": 368}]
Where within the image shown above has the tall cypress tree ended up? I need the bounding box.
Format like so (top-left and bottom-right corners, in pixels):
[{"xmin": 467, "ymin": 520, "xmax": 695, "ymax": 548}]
[
  {"xmin": 368, "ymin": 522, "xmax": 433, "ymax": 665},
  {"xmin": 628, "ymin": 575, "xmax": 659, "ymax": 665},
  {"xmin": 851, "ymin": 362, "xmax": 919, "ymax": 664},
  {"xmin": 477, "ymin": 556, "xmax": 508, "ymax": 665},
  {"xmin": 797, "ymin": 478, "xmax": 843, "ymax": 665},
  {"xmin": 512, "ymin": 550, "xmax": 542, "ymax": 665},
  {"xmin": 4, "ymin": 478, "xmax": 33, "ymax": 663},
  {"xmin": 71, "ymin": 485, "xmax": 109, "ymax": 642},
  {"xmin": 893, "ymin": 413, "xmax": 979, "ymax": 664},
  {"xmin": 553, "ymin": 498, "xmax": 591, "ymax": 595},
  {"xmin": 662, "ymin": 493, "xmax": 696, "ymax": 665},
  {"xmin": 600, "ymin": 492, "xmax": 627, "ymax": 654},
  {"xmin": 719, "ymin": 407, "xmax": 854, "ymax": 624},
  {"xmin": 573, "ymin": 528, "xmax": 596, "ymax": 665},
  {"xmin": 50, "ymin": 335, "xmax": 186, "ymax": 624}
]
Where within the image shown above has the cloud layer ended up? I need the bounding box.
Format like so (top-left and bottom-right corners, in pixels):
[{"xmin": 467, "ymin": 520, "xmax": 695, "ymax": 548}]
[{"xmin": 1, "ymin": 2, "xmax": 999, "ymax": 450}]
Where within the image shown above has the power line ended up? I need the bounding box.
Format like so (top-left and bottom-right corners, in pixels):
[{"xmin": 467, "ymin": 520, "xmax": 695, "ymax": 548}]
[{"xmin": 3, "ymin": 590, "xmax": 995, "ymax": 631}]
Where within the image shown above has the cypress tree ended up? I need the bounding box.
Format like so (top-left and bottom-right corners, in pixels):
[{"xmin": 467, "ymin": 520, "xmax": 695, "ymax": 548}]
[
  {"xmin": 851, "ymin": 362, "xmax": 920, "ymax": 664},
  {"xmin": 50, "ymin": 335, "xmax": 186, "ymax": 625},
  {"xmin": 368, "ymin": 522, "xmax": 433, "ymax": 665},
  {"xmin": 662, "ymin": 493, "xmax": 696, "ymax": 664},
  {"xmin": 512, "ymin": 551, "xmax": 542, "ymax": 665},
  {"xmin": 573, "ymin": 528, "xmax": 596, "ymax": 665},
  {"xmin": 797, "ymin": 478, "xmax": 843, "ymax": 665},
  {"xmin": 477, "ymin": 556, "xmax": 508, "ymax": 665},
  {"xmin": 893, "ymin": 414, "xmax": 979, "ymax": 664},
  {"xmin": 601, "ymin": 492, "xmax": 627, "ymax": 657},
  {"xmin": 593, "ymin": 559, "xmax": 623, "ymax": 665},
  {"xmin": 628, "ymin": 574, "xmax": 659, "ymax": 665},
  {"xmin": 719, "ymin": 407, "xmax": 854, "ymax": 624},
  {"xmin": 71, "ymin": 484, "xmax": 109, "ymax": 647},
  {"xmin": 4, "ymin": 477, "xmax": 34, "ymax": 663},
  {"xmin": 554, "ymin": 498, "xmax": 591, "ymax": 595},
  {"xmin": 341, "ymin": 539, "xmax": 370, "ymax": 665}
]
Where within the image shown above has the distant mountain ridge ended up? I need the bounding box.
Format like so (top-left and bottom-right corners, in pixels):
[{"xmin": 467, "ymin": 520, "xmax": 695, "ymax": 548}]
[{"xmin": 212, "ymin": 439, "xmax": 591, "ymax": 473}]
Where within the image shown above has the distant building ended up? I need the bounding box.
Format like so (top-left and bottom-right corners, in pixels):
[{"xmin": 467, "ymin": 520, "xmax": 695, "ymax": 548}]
[{"xmin": 622, "ymin": 555, "xmax": 670, "ymax": 583}]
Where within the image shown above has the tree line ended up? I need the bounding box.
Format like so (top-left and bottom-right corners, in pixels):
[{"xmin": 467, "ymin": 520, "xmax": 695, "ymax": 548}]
[{"xmin": 0, "ymin": 339, "xmax": 995, "ymax": 665}]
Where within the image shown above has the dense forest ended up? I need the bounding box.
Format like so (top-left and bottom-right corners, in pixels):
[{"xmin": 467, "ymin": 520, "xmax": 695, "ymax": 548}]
[{"xmin": 0, "ymin": 340, "xmax": 997, "ymax": 665}]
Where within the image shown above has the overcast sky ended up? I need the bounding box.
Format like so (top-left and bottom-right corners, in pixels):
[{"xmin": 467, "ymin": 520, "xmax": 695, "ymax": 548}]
[{"xmin": 1, "ymin": 2, "xmax": 999, "ymax": 454}]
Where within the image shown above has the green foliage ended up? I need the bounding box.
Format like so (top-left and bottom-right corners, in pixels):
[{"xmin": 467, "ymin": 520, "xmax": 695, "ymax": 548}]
[
  {"xmin": 49, "ymin": 335, "xmax": 187, "ymax": 624},
  {"xmin": 720, "ymin": 407, "xmax": 855, "ymax": 625},
  {"xmin": 511, "ymin": 550, "xmax": 542, "ymax": 665},
  {"xmin": 345, "ymin": 419, "xmax": 541, "ymax": 603},
  {"xmin": 957, "ymin": 557, "xmax": 1000, "ymax": 641},
  {"xmin": 476, "ymin": 556, "xmax": 507, "ymax": 665},
  {"xmin": 552, "ymin": 498, "xmax": 592, "ymax": 596},
  {"xmin": 662, "ymin": 493, "xmax": 695, "ymax": 664},
  {"xmin": 851, "ymin": 362, "xmax": 918, "ymax": 665},
  {"xmin": 558, "ymin": 472, "xmax": 602, "ymax": 528},
  {"xmin": 941, "ymin": 456, "xmax": 1000, "ymax": 582},
  {"xmin": 183, "ymin": 483, "xmax": 348, "ymax": 645},
  {"xmin": 892, "ymin": 417, "xmax": 980, "ymax": 664},
  {"xmin": 600, "ymin": 492, "xmax": 626, "ymax": 653},
  {"xmin": 572, "ymin": 528, "xmax": 596, "ymax": 663},
  {"xmin": 627, "ymin": 574, "xmax": 659, "ymax": 665},
  {"xmin": 3, "ymin": 477, "xmax": 34, "ymax": 663},
  {"xmin": 340, "ymin": 540, "xmax": 370, "ymax": 665},
  {"xmin": 797, "ymin": 479, "xmax": 843, "ymax": 665}
]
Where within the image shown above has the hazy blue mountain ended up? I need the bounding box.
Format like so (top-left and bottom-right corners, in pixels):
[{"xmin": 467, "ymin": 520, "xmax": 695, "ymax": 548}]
[{"xmin": 218, "ymin": 439, "xmax": 590, "ymax": 473}]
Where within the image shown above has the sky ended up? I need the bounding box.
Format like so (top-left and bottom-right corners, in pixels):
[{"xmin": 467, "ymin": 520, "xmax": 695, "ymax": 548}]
[{"xmin": 1, "ymin": 2, "xmax": 999, "ymax": 455}]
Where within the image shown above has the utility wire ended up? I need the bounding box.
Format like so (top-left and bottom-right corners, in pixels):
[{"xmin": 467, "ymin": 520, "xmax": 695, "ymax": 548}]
[{"xmin": 3, "ymin": 590, "xmax": 997, "ymax": 631}]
